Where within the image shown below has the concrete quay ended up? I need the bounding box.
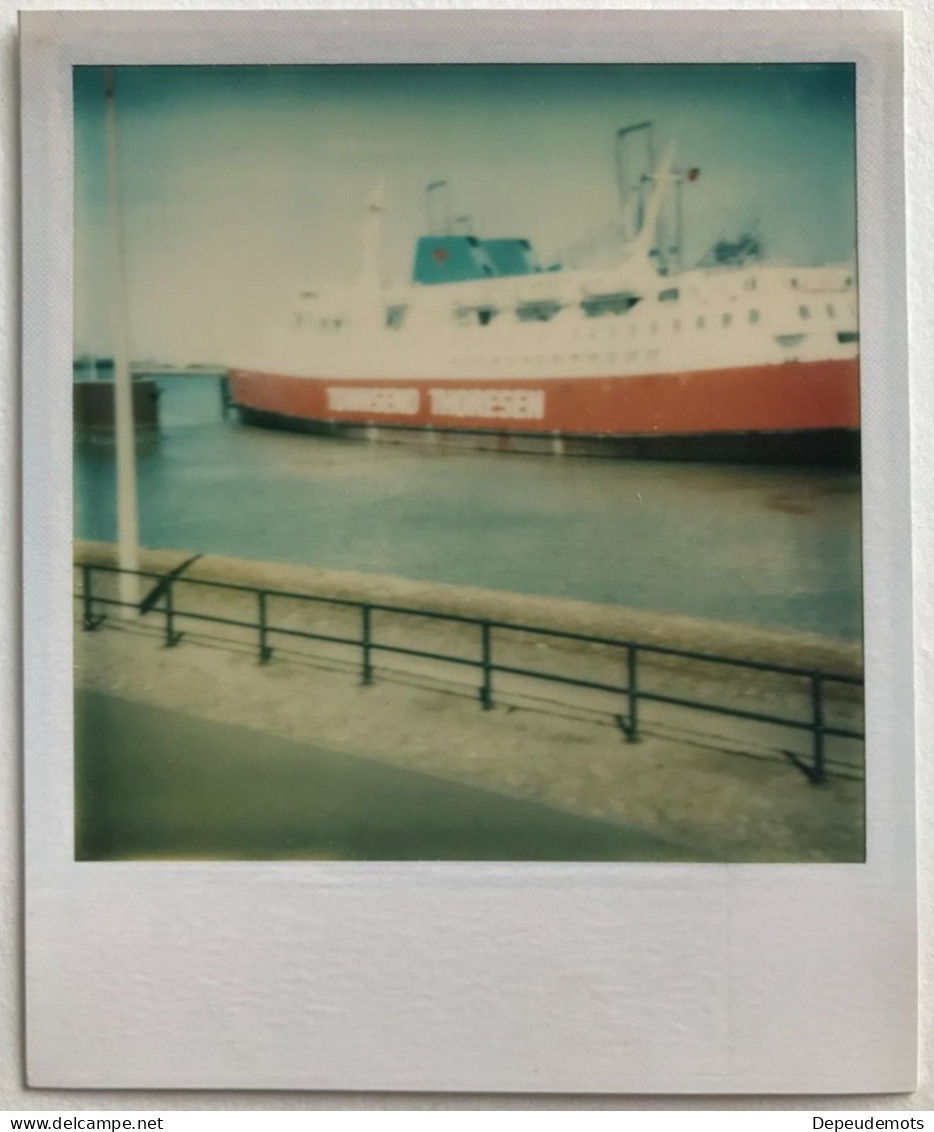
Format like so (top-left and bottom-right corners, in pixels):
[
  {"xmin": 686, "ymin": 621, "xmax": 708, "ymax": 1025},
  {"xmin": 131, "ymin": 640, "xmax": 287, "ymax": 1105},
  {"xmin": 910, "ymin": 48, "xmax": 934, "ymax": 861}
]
[{"xmin": 74, "ymin": 541, "xmax": 865, "ymax": 862}]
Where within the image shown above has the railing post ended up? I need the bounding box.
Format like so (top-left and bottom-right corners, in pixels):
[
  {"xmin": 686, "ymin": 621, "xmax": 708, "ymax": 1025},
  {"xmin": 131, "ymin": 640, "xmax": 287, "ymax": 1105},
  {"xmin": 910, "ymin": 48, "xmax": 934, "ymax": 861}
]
[
  {"xmin": 82, "ymin": 563, "xmax": 97, "ymax": 630},
  {"xmin": 361, "ymin": 604, "xmax": 373, "ymax": 686},
  {"xmin": 624, "ymin": 643, "xmax": 639, "ymax": 742},
  {"xmin": 810, "ymin": 672, "xmax": 826, "ymax": 785},
  {"xmin": 480, "ymin": 622, "xmax": 493, "ymax": 710},
  {"xmin": 163, "ymin": 576, "xmax": 180, "ymax": 647},
  {"xmin": 258, "ymin": 590, "xmax": 272, "ymax": 663}
]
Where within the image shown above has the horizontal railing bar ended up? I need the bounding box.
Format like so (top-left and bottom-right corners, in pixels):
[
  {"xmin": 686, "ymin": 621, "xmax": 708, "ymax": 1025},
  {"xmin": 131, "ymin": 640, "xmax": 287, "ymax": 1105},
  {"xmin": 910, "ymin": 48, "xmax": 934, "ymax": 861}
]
[
  {"xmin": 493, "ymin": 663, "xmax": 625, "ymax": 696},
  {"xmin": 489, "ymin": 620, "xmax": 628, "ymax": 648},
  {"xmin": 366, "ymin": 603, "xmax": 487, "ymax": 627},
  {"xmin": 821, "ymin": 725, "xmax": 865, "ymax": 741},
  {"xmin": 166, "ymin": 609, "xmax": 259, "ymax": 632},
  {"xmin": 75, "ymin": 565, "xmax": 166, "ymax": 582},
  {"xmin": 76, "ymin": 594, "xmax": 140, "ymax": 610},
  {"xmin": 631, "ymin": 641, "xmax": 857, "ymax": 681},
  {"xmin": 369, "ymin": 642, "xmax": 482, "ymax": 667},
  {"xmin": 78, "ymin": 563, "xmax": 354, "ymax": 607},
  {"xmin": 641, "ymin": 690, "xmax": 821, "ymax": 731},
  {"xmin": 265, "ymin": 625, "xmax": 360, "ymax": 648},
  {"xmin": 249, "ymin": 587, "xmax": 364, "ymax": 610}
]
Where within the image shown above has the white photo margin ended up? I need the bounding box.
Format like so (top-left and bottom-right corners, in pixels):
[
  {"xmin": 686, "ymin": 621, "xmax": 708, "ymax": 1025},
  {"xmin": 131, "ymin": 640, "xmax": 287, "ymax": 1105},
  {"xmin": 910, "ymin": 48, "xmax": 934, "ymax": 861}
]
[{"xmin": 21, "ymin": 10, "xmax": 916, "ymax": 1093}]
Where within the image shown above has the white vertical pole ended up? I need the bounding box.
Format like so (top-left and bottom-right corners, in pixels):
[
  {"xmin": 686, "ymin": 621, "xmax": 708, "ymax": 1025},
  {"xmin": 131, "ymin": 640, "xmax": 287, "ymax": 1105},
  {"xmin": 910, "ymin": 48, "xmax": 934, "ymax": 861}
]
[{"xmin": 103, "ymin": 67, "xmax": 140, "ymax": 615}]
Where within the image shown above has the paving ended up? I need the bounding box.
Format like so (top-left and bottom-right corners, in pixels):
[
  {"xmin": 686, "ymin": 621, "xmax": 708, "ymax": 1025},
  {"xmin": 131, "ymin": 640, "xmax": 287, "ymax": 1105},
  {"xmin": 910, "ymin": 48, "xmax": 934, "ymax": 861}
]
[
  {"xmin": 75, "ymin": 689, "xmax": 693, "ymax": 862},
  {"xmin": 74, "ymin": 597, "xmax": 865, "ymax": 862}
]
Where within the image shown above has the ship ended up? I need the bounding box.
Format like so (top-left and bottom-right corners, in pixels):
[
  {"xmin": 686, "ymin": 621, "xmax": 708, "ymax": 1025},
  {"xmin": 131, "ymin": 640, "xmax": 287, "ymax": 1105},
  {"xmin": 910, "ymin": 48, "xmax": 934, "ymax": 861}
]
[{"xmin": 228, "ymin": 123, "xmax": 860, "ymax": 466}]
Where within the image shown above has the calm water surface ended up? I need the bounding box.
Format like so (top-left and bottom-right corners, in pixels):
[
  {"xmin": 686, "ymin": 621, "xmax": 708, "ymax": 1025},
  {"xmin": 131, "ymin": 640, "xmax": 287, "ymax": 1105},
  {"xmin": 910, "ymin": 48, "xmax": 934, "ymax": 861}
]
[{"xmin": 75, "ymin": 378, "xmax": 863, "ymax": 639}]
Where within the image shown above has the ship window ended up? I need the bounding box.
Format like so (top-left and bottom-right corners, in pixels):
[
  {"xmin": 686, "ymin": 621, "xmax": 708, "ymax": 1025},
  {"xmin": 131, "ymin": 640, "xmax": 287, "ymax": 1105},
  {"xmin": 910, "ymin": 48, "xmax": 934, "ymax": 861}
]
[
  {"xmin": 581, "ymin": 295, "xmax": 639, "ymax": 318},
  {"xmin": 722, "ymin": 313, "xmax": 732, "ymax": 328},
  {"xmin": 697, "ymin": 316, "xmax": 706, "ymax": 329},
  {"xmin": 826, "ymin": 303, "xmax": 837, "ymax": 318},
  {"xmin": 658, "ymin": 287, "xmax": 679, "ymax": 302},
  {"xmin": 385, "ymin": 305, "xmax": 407, "ymax": 330},
  {"xmin": 477, "ymin": 308, "xmax": 496, "ymax": 326},
  {"xmin": 775, "ymin": 333, "xmax": 805, "ymax": 348},
  {"xmin": 799, "ymin": 305, "xmax": 810, "ymax": 319},
  {"xmin": 837, "ymin": 330, "xmax": 859, "ymax": 344},
  {"xmin": 748, "ymin": 309, "xmax": 760, "ymax": 324},
  {"xmin": 744, "ymin": 278, "xmax": 758, "ymax": 292},
  {"xmin": 517, "ymin": 302, "xmax": 561, "ymax": 322}
]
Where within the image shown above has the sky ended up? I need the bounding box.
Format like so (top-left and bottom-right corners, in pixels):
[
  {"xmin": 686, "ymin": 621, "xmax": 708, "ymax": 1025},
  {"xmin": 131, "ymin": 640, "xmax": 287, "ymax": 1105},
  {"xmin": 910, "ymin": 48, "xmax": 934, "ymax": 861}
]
[{"xmin": 73, "ymin": 63, "xmax": 857, "ymax": 363}]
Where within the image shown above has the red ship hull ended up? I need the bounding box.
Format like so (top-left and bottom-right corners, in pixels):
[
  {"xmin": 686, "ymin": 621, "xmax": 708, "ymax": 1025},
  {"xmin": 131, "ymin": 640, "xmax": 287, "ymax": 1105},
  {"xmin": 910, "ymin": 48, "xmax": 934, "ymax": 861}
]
[{"xmin": 228, "ymin": 357, "xmax": 860, "ymax": 465}]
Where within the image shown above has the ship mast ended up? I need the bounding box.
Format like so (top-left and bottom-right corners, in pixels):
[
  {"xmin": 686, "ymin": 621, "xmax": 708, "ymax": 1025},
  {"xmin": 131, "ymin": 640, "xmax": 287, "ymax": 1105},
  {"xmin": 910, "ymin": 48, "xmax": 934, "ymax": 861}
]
[
  {"xmin": 628, "ymin": 145, "xmax": 676, "ymax": 266},
  {"xmin": 425, "ymin": 180, "xmax": 452, "ymax": 235},
  {"xmin": 615, "ymin": 121, "xmax": 655, "ymax": 240},
  {"xmin": 359, "ymin": 175, "xmax": 386, "ymax": 292}
]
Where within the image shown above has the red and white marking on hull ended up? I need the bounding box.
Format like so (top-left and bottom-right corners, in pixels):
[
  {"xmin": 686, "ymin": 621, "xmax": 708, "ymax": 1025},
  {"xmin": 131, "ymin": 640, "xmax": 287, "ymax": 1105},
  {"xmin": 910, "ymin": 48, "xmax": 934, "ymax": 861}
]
[{"xmin": 228, "ymin": 358, "xmax": 860, "ymax": 438}]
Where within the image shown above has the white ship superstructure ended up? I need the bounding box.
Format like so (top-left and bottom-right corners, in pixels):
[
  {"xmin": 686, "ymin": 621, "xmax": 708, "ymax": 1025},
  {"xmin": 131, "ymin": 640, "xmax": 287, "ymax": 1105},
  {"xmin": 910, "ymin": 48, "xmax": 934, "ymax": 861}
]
[{"xmin": 230, "ymin": 125, "xmax": 860, "ymax": 464}]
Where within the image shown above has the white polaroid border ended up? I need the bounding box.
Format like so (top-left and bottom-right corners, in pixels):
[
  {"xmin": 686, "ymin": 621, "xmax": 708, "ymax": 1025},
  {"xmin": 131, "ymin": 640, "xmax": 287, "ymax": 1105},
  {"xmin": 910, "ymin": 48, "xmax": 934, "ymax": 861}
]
[{"xmin": 22, "ymin": 10, "xmax": 916, "ymax": 1094}]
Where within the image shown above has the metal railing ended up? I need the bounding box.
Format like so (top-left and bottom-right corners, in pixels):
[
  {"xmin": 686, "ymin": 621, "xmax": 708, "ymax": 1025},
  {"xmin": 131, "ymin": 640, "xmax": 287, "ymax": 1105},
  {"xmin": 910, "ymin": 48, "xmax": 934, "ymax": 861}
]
[{"xmin": 76, "ymin": 561, "xmax": 864, "ymax": 785}]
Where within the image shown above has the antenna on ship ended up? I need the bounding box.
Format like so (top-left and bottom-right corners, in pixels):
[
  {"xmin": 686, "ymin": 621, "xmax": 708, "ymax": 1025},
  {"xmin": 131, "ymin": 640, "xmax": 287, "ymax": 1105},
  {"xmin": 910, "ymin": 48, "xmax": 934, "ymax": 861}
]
[
  {"xmin": 615, "ymin": 121, "xmax": 655, "ymax": 239},
  {"xmin": 426, "ymin": 180, "xmax": 452, "ymax": 235}
]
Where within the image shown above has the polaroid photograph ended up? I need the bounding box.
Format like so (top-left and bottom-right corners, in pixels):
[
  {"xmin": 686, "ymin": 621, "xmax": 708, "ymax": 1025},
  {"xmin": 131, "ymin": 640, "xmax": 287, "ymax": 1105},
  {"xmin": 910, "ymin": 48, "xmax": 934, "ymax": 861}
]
[{"xmin": 22, "ymin": 9, "xmax": 916, "ymax": 1095}]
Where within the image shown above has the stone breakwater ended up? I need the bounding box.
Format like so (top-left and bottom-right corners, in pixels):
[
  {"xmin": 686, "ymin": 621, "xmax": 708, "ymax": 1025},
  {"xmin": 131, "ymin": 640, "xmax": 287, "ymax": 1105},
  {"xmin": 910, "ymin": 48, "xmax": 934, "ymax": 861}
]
[{"xmin": 75, "ymin": 538, "xmax": 862, "ymax": 679}]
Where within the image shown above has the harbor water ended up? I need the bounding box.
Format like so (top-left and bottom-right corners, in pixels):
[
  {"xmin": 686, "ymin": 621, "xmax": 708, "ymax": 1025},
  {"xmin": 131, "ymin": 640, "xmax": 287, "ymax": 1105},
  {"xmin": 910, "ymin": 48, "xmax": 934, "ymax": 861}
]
[{"xmin": 74, "ymin": 376, "xmax": 863, "ymax": 640}]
